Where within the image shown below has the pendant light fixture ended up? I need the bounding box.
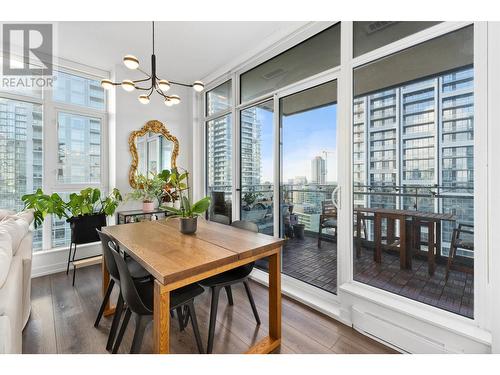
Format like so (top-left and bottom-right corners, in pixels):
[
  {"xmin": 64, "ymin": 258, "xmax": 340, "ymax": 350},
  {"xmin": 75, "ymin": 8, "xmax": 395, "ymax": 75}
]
[{"xmin": 101, "ymin": 21, "xmax": 204, "ymax": 105}]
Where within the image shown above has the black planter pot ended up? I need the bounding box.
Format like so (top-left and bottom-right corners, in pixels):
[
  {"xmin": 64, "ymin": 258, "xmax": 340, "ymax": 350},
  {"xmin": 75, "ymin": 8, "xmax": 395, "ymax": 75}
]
[
  {"xmin": 179, "ymin": 217, "xmax": 197, "ymax": 234},
  {"xmin": 67, "ymin": 213, "xmax": 107, "ymax": 245}
]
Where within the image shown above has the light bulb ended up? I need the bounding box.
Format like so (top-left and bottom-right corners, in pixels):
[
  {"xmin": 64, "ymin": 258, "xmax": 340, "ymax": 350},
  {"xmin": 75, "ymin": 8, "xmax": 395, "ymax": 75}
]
[
  {"xmin": 158, "ymin": 80, "xmax": 171, "ymax": 92},
  {"xmin": 164, "ymin": 98, "xmax": 174, "ymax": 107},
  {"xmin": 123, "ymin": 55, "xmax": 139, "ymax": 70},
  {"xmin": 169, "ymin": 95, "xmax": 181, "ymax": 105},
  {"xmin": 138, "ymin": 95, "xmax": 150, "ymax": 104},
  {"xmin": 121, "ymin": 80, "xmax": 135, "ymax": 92},
  {"xmin": 192, "ymin": 81, "xmax": 204, "ymax": 92},
  {"xmin": 101, "ymin": 79, "xmax": 113, "ymax": 90}
]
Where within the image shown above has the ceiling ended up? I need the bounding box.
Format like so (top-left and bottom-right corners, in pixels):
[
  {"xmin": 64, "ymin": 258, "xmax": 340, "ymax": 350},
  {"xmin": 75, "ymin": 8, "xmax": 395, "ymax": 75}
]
[{"xmin": 55, "ymin": 21, "xmax": 306, "ymax": 82}]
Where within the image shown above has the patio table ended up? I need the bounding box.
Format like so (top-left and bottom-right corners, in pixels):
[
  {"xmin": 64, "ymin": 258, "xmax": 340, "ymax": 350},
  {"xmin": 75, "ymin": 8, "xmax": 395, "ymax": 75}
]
[{"xmin": 354, "ymin": 207, "xmax": 456, "ymax": 275}]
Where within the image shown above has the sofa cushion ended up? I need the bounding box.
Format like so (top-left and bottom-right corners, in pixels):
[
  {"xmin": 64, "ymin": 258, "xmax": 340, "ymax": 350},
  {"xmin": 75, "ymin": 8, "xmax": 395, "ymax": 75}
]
[
  {"xmin": 0, "ymin": 230, "xmax": 13, "ymax": 288},
  {"xmin": 0, "ymin": 315, "xmax": 12, "ymax": 354},
  {"xmin": 7, "ymin": 209, "xmax": 35, "ymax": 225},
  {"xmin": 0, "ymin": 219, "xmax": 29, "ymax": 255},
  {"xmin": 0, "ymin": 209, "xmax": 15, "ymax": 221}
]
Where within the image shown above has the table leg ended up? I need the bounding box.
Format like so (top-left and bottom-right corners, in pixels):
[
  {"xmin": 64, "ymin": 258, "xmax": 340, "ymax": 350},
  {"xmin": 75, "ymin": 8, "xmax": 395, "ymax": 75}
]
[
  {"xmin": 436, "ymin": 220, "xmax": 442, "ymax": 261},
  {"xmin": 154, "ymin": 280, "xmax": 170, "ymax": 354},
  {"xmin": 387, "ymin": 218, "xmax": 395, "ymax": 245},
  {"xmin": 246, "ymin": 248, "xmax": 282, "ymax": 354},
  {"xmin": 374, "ymin": 214, "xmax": 382, "ymax": 263},
  {"xmin": 399, "ymin": 216, "xmax": 406, "ymax": 269},
  {"xmin": 356, "ymin": 213, "xmax": 362, "ymax": 258},
  {"xmin": 102, "ymin": 256, "xmax": 115, "ymax": 317},
  {"xmin": 428, "ymin": 222, "xmax": 435, "ymax": 276}
]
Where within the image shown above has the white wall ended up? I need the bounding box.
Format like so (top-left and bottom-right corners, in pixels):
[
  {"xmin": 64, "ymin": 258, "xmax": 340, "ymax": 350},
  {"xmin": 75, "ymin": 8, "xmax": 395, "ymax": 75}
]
[{"xmin": 111, "ymin": 65, "xmax": 194, "ymax": 210}]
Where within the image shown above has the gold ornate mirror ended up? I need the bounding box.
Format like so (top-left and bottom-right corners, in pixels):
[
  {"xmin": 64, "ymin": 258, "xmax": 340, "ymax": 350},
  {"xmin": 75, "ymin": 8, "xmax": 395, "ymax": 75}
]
[{"xmin": 128, "ymin": 120, "xmax": 179, "ymax": 188}]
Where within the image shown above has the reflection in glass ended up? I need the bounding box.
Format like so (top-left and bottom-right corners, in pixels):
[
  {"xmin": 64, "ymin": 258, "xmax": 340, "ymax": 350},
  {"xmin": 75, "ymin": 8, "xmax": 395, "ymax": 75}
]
[
  {"xmin": 279, "ymin": 80, "xmax": 338, "ymax": 294},
  {"xmin": 206, "ymin": 80, "xmax": 232, "ymax": 116},
  {"xmin": 240, "ymin": 24, "xmax": 340, "ymax": 103},
  {"xmin": 207, "ymin": 115, "xmax": 232, "ymax": 224},
  {"xmin": 136, "ymin": 134, "xmax": 173, "ymax": 176},
  {"xmin": 240, "ymin": 100, "xmax": 274, "ymax": 236},
  {"xmin": 353, "ymin": 21, "xmax": 440, "ymax": 58},
  {"xmin": 352, "ymin": 26, "xmax": 474, "ymax": 318}
]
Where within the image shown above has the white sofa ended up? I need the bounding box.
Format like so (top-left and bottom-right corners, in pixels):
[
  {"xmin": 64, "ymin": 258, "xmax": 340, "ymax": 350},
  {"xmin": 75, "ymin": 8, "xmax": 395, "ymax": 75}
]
[{"xmin": 0, "ymin": 209, "xmax": 34, "ymax": 354}]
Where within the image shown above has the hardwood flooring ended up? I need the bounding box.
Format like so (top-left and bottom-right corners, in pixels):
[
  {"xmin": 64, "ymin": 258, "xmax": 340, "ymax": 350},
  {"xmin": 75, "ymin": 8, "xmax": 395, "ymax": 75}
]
[{"xmin": 22, "ymin": 264, "xmax": 396, "ymax": 354}]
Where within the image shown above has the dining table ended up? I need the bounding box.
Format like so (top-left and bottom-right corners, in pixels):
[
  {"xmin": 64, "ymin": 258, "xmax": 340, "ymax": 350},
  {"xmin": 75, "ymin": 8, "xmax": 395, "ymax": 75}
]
[{"xmin": 102, "ymin": 217, "xmax": 284, "ymax": 354}]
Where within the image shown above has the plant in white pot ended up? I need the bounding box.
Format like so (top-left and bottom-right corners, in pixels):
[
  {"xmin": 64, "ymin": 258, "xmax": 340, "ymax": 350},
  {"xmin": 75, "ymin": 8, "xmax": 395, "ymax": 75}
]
[
  {"xmin": 163, "ymin": 169, "xmax": 210, "ymax": 234},
  {"xmin": 127, "ymin": 173, "xmax": 165, "ymax": 212}
]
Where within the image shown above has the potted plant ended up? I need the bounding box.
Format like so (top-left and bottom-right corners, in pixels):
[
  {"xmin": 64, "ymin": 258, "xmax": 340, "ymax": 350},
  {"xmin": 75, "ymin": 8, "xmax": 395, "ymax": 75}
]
[
  {"xmin": 22, "ymin": 188, "xmax": 123, "ymax": 243},
  {"xmin": 163, "ymin": 168, "xmax": 210, "ymax": 234},
  {"xmin": 127, "ymin": 173, "xmax": 165, "ymax": 211},
  {"xmin": 158, "ymin": 168, "xmax": 187, "ymax": 209}
]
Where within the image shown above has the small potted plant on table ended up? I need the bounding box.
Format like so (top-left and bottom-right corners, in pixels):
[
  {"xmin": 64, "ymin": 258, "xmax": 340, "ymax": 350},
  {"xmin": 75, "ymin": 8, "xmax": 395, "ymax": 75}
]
[{"xmin": 162, "ymin": 168, "xmax": 210, "ymax": 234}]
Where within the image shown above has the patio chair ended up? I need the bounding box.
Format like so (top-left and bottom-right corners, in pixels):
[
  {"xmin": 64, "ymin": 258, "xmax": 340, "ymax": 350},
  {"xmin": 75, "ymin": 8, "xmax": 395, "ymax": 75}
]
[
  {"xmin": 317, "ymin": 199, "xmax": 337, "ymax": 248},
  {"xmin": 445, "ymin": 223, "xmax": 474, "ymax": 281}
]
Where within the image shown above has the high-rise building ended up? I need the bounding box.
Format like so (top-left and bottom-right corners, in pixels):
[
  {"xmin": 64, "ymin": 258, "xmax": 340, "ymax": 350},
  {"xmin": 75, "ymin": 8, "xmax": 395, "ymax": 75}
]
[
  {"xmin": 353, "ymin": 66, "xmax": 474, "ymax": 254},
  {"xmin": 240, "ymin": 107, "xmax": 262, "ymax": 187},
  {"xmin": 0, "ymin": 98, "xmax": 43, "ymax": 249},
  {"xmin": 311, "ymin": 156, "xmax": 326, "ymax": 184},
  {"xmin": 207, "ymin": 94, "xmax": 261, "ymax": 192}
]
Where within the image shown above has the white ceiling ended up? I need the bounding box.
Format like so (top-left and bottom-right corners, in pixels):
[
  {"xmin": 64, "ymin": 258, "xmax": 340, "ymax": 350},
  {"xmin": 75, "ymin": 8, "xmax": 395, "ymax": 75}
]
[{"xmin": 55, "ymin": 21, "xmax": 306, "ymax": 82}]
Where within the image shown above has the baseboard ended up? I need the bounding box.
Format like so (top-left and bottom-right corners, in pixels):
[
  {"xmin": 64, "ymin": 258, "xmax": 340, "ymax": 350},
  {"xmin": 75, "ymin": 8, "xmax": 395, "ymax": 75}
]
[
  {"xmin": 31, "ymin": 243, "xmax": 101, "ymax": 278},
  {"xmin": 340, "ymin": 282, "xmax": 491, "ymax": 353},
  {"xmin": 250, "ymin": 268, "xmax": 349, "ymax": 325}
]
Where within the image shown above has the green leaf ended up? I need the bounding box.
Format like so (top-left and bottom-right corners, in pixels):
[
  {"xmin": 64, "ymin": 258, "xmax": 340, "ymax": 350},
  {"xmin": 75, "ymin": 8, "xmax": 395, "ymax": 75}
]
[
  {"xmin": 92, "ymin": 189, "xmax": 101, "ymax": 203},
  {"xmin": 182, "ymin": 196, "xmax": 191, "ymax": 215},
  {"xmin": 163, "ymin": 206, "xmax": 183, "ymax": 215},
  {"xmin": 191, "ymin": 197, "xmax": 211, "ymax": 214}
]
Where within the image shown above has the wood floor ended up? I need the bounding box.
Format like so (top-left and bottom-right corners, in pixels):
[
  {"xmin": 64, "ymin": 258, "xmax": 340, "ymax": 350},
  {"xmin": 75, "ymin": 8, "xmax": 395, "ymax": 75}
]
[{"xmin": 23, "ymin": 264, "xmax": 396, "ymax": 354}]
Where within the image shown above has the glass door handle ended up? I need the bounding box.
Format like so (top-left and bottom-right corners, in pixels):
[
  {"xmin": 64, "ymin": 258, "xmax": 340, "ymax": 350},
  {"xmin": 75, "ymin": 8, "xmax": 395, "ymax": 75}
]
[{"xmin": 331, "ymin": 186, "xmax": 341, "ymax": 210}]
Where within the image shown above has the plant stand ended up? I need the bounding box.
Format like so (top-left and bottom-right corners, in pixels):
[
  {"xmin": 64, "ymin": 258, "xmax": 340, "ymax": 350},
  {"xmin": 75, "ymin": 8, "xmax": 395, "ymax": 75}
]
[{"xmin": 66, "ymin": 213, "xmax": 107, "ymax": 286}]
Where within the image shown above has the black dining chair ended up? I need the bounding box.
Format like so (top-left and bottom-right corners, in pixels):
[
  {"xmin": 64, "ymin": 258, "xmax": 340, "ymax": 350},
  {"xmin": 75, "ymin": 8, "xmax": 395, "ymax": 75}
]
[
  {"xmin": 94, "ymin": 229, "xmax": 151, "ymax": 351},
  {"xmin": 200, "ymin": 220, "xmax": 261, "ymax": 354},
  {"xmin": 108, "ymin": 240, "xmax": 205, "ymax": 354}
]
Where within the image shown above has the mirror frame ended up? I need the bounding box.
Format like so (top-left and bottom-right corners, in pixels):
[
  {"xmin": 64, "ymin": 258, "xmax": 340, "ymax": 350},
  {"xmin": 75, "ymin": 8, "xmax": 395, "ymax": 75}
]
[{"xmin": 128, "ymin": 120, "xmax": 180, "ymax": 188}]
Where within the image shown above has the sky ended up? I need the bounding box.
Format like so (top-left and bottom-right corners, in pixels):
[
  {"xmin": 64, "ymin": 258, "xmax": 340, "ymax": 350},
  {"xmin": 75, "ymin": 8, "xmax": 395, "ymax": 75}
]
[{"xmin": 255, "ymin": 104, "xmax": 337, "ymax": 184}]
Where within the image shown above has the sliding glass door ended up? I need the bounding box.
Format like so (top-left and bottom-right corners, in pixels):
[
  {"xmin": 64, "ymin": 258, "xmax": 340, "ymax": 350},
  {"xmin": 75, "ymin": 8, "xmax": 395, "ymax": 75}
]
[
  {"xmin": 352, "ymin": 25, "xmax": 475, "ymax": 318},
  {"xmin": 279, "ymin": 80, "xmax": 339, "ymax": 294}
]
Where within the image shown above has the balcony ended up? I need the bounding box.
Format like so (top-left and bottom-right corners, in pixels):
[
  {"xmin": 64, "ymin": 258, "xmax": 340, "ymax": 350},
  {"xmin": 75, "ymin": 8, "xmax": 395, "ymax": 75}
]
[{"xmin": 209, "ymin": 183, "xmax": 474, "ymax": 319}]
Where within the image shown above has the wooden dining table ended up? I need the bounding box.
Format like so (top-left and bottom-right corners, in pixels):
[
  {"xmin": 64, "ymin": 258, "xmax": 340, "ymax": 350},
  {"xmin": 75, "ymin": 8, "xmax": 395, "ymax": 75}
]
[{"xmin": 102, "ymin": 218, "xmax": 284, "ymax": 354}]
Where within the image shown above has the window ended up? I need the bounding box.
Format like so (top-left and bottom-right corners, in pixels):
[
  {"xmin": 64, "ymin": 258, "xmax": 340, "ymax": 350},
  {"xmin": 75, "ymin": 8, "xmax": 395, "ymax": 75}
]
[
  {"xmin": 353, "ymin": 21, "xmax": 441, "ymax": 57},
  {"xmin": 57, "ymin": 113, "xmax": 101, "ymax": 184},
  {"xmin": 0, "ymin": 68, "xmax": 107, "ymax": 251},
  {"xmin": 206, "ymin": 81, "xmax": 232, "ymax": 116},
  {"xmin": 240, "ymin": 100, "xmax": 274, "ymax": 235},
  {"xmin": 206, "ymin": 115, "xmax": 232, "ymax": 224},
  {"xmin": 51, "ymin": 71, "xmax": 106, "ymax": 248},
  {"xmin": 352, "ymin": 26, "xmax": 474, "ymax": 318},
  {"xmin": 240, "ymin": 23, "xmax": 340, "ymax": 103},
  {"xmin": 54, "ymin": 71, "xmax": 105, "ymax": 110},
  {"xmin": 0, "ymin": 98, "xmax": 43, "ymax": 249},
  {"xmin": 280, "ymin": 80, "xmax": 338, "ymax": 294}
]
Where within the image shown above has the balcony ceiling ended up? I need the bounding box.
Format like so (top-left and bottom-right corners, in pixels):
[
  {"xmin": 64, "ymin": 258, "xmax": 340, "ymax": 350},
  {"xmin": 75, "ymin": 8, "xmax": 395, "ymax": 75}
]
[{"xmin": 55, "ymin": 21, "xmax": 306, "ymax": 81}]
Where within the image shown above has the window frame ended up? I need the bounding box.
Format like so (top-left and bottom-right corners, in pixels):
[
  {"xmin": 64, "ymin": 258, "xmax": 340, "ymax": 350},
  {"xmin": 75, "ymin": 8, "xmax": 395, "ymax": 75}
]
[
  {"xmin": 0, "ymin": 60, "xmax": 109, "ymax": 252},
  {"xmin": 196, "ymin": 21, "xmax": 491, "ymax": 347}
]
